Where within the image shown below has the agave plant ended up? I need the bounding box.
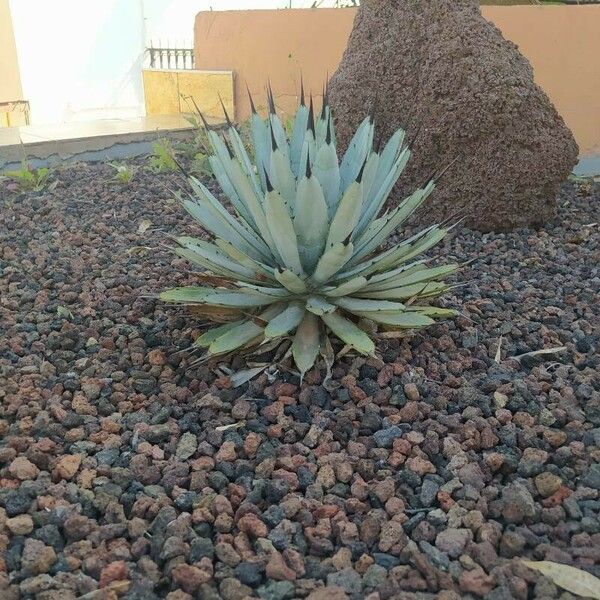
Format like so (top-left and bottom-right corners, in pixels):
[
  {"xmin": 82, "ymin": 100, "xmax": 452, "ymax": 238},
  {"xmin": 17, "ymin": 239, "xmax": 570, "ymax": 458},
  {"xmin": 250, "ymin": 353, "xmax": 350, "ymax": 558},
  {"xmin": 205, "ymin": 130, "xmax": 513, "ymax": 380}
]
[{"xmin": 160, "ymin": 85, "xmax": 459, "ymax": 378}]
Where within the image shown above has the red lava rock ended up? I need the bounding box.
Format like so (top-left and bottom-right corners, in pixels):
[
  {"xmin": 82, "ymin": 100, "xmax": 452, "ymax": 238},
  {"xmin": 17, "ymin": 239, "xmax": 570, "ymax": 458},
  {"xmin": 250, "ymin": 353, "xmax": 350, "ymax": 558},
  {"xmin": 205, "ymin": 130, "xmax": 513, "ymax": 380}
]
[
  {"xmin": 63, "ymin": 514, "xmax": 97, "ymax": 542},
  {"xmin": 459, "ymin": 568, "xmax": 494, "ymax": 597},
  {"xmin": 385, "ymin": 496, "xmax": 405, "ymax": 516},
  {"xmin": 232, "ymin": 399, "xmax": 252, "ymax": 420},
  {"xmin": 237, "ymin": 513, "xmax": 268, "ymax": 538},
  {"xmin": 283, "ymin": 548, "xmax": 306, "ymax": 577},
  {"xmin": 398, "ymin": 401, "xmax": 420, "ymax": 422},
  {"xmin": 359, "ymin": 516, "xmax": 381, "ymax": 546},
  {"xmin": 0, "ymin": 477, "xmax": 19, "ymax": 490},
  {"xmin": 508, "ymin": 575, "xmax": 529, "ymax": 600},
  {"xmin": 172, "ymin": 563, "xmax": 212, "ymax": 593},
  {"xmin": 404, "ymin": 383, "xmax": 420, "ymax": 401},
  {"xmin": 306, "ymin": 587, "xmax": 349, "ymax": 600},
  {"xmin": 266, "ymin": 551, "xmax": 297, "ymax": 581},
  {"xmin": 437, "ymin": 490, "xmax": 456, "ymax": 512},
  {"xmin": 351, "ymin": 476, "xmax": 370, "ymax": 501},
  {"xmin": 349, "ymin": 385, "xmax": 368, "ymax": 402},
  {"xmin": 8, "ymin": 456, "xmax": 39, "ymax": 480},
  {"xmin": 53, "ymin": 454, "xmax": 82, "ymax": 480},
  {"xmin": 213, "ymin": 494, "xmax": 233, "ymax": 515},
  {"xmin": 278, "ymin": 395, "xmax": 296, "ymax": 405},
  {"xmin": 215, "ymin": 441, "xmax": 237, "ymax": 462},
  {"xmin": 543, "ymin": 429, "xmax": 568, "ymax": 447},
  {"xmin": 147, "ymin": 349, "xmax": 166, "ymax": 365},
  {"xmin": 99, "ymin": 560, "xmax": 127, "ymax": 587},
  {"xmin": 435, "ymin": 528, "xmax": 471, "ymax": 558},
  {"xmin": 261, "ymin": 401, "xmax": 284, "ymax": 422},
  {"xmin": 406, "ymin": 456, "xmax": 436, "ymax": 476},
  {"xmin": 272, "ymin": 468, "xmax": 299, "ymax": 489},
  {"xmin": 388, "ymin": 453, "xmax": 405, "ymax": 469},
  {"xmin": 273, "ymin": 382, "xmax": 297, "ymax": 398},
  {"xmin": 541, "ymin": 485, "xmax": 572, "ymax": 507},
  {"xmin": 392, "ymin": 438, "xmax": 412, "ymax": 455},
  {"xmin": 214, "ymin": 541, "xmax": 241, "ymax": 567},
  {"xmin": 458, "ymin": 463, "xmax": 486, "ymax": 490},
  {"xmin": 484, "ymin": 452, "xmax": 505, "ymax": 472},
  {"xmin": 373, "ymin": 478, "xmax": 396, "ymax": 503},
  {"xmin": 166, "ymin": 591, "xmax": 193, "ymax": 600},
  {"xmin": 377, "ymin": 364, "xmax": 394, "ymax": 387},
  {"xmin": 214, "ymin": 376, "xmax": 232, "ymax": 389},
  {"xmin": 6, "ymin": 514, "xmax": 34, "ymax": 534},
  {"xmin": 378, "ymin": 521, "xmax": 407, "ymax": 553},
  {"xmin": 314, "ymin": 505, "xmax": 340, "ymax": 519},
  {"xmin": 21, "ymin": 539, "xmax": 57, "ymax": 576}
]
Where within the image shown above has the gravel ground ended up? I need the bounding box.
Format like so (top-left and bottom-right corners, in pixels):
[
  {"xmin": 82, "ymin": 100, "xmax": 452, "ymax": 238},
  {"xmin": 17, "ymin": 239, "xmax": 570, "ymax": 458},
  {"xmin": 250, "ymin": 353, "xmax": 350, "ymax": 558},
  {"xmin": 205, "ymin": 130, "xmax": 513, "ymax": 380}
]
[{"xmin": 0, "ymin": 161, "xmax": 599, "ymax": 600}]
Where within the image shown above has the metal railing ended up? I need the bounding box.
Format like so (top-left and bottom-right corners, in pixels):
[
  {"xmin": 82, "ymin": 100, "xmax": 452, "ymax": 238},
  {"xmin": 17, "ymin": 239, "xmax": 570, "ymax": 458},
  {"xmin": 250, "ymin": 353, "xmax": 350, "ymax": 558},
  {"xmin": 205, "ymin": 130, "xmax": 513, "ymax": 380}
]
[{"xmin": 146, "ymin": 43, "xmax": 195, "ymax": 70}]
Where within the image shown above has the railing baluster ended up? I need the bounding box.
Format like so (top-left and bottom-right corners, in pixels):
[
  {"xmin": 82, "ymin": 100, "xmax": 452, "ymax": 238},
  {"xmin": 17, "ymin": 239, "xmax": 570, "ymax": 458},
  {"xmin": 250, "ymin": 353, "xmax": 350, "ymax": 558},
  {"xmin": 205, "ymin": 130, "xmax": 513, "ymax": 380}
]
[{"xmin": 146, "ymin": 44, "xmax": 195, "ymax": 70}]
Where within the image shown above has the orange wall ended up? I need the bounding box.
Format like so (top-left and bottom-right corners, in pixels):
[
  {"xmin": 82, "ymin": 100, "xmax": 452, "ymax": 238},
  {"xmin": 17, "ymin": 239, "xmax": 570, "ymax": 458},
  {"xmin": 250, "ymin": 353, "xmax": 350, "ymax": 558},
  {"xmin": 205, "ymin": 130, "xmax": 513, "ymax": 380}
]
[
  {"xmin": 195, "ymin": 6, "xmax": 600, "ymax": 156},
  {"xmin": 195, "ymin": 9, "xmax": 353, "ymax": 124}
]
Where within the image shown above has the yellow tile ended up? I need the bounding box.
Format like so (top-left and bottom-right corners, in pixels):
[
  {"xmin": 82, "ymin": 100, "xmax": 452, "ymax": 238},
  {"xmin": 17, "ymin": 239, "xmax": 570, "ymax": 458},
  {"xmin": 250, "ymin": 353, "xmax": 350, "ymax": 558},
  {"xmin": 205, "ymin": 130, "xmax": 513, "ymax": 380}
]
[
  {"xmin": 177, "ymin": 71, "xmax": 234, "ymax": 120},
  {"xmin": 143, "ymin": 70, "xmax": 180, "ymax": 116}
]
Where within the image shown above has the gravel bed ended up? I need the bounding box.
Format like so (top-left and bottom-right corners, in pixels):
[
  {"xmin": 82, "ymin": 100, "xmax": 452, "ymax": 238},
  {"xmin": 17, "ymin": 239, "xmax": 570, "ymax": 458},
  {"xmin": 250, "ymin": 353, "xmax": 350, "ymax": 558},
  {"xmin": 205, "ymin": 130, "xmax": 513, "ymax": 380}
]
[{"xmin": 0, "ymin": 162, "xmax": 599, "ymax": 600}]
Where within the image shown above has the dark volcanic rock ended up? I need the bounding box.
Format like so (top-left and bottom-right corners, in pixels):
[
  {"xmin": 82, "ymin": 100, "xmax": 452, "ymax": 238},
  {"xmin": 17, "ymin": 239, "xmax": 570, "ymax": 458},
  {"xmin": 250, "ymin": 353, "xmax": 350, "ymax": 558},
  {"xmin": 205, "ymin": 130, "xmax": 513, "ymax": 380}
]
[{"xmin": 329, "ymin": 0, "xmax": 578, "ymax": 232}]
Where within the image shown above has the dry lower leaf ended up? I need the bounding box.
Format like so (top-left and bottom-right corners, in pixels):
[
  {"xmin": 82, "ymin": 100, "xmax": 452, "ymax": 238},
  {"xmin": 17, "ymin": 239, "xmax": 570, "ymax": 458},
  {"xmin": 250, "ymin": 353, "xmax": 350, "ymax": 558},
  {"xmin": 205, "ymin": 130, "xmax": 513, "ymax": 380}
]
[
  {"xmin": 215, "ymin": 421, "xmax": 246, "ymax": 432},
  {"xmin": 229, "ymin": 365, "xmax": 268, "ymax": 387},
  {"xmin": 320, "ymin": 334, "xmax": 336, "ymax": 391},
  {"xmin": 513, "ymin": 346, "xmax": 567, "ymax": 361},
  {"xmin": 128, "ymin": 246, "xmax": 152, "ymax": 255},
  {"xmin": 494, "ymin": 335, "xmax": 503, "ymax": 363},
  {"xmin": 76, "ymin": 580, "xmax": 131, "ymax": 599},
  {"xmin": 378, "ymin": 330, "xmax": 411, "ymax": 339},
  {"xmin": 522, "ymin": 560, "xmax": 600, "ymax": 599}
]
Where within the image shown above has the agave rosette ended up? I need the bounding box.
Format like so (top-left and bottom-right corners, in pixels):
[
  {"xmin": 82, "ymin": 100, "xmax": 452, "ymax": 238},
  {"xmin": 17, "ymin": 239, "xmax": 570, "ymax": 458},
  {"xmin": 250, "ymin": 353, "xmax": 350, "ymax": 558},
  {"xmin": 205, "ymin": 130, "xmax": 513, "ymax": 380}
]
[{"xmin": 161, "ymin": 85, "xmax": 459, "ymax": 378}]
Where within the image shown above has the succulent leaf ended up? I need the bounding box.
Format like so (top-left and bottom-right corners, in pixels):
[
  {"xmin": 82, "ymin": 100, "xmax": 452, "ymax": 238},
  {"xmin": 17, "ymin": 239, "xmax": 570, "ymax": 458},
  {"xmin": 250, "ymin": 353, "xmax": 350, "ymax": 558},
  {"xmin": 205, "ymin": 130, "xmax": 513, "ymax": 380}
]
[
  {"xmin": 274, "ymin": 269, "xmax": 308, "ymax": 294},
  {"xmin": 339, "ymin": 116, "xmax": 373, "ymax": 192},
  {"xmin": 326, "ymin": 180, "xmax": 363, "ymax": 248},
  {"xmin": 305, "ymin": 296, "xmax": 337, "ymax": 316},
  {"xmin": 208, "ymin": 320, "xmax": 264, "ymax": 355},
  {"xmin": 313, "ymin": 139, "xmax": 341, "ymax": 217},
  {"xmin": 312, "ymin": 242, "xmax": 354, "ymax": 285},
  {"xmin": 265, "ymin": 302, "xmax": 305, "ymax": 338},
  {"xmin": 321, "ymin": 311, "xmax": 375, "ymax": 355},
  {"xmin": 194, "ymin": 321, "xmax": 243, "ymax": 347},
  {"xmin": 294, "ymin": 170, "xmax": 329, "ymax": 271},
  {"xmin": 265, "ymin": 188, "xmax": 305, "ymax": 276},
  {"xmin": 289, "ymin": 104, "xmax": 309, "ymax": 177},
  {"xmin": 292, "ymin": 311, "xmax": 321, "ymax": 380}
]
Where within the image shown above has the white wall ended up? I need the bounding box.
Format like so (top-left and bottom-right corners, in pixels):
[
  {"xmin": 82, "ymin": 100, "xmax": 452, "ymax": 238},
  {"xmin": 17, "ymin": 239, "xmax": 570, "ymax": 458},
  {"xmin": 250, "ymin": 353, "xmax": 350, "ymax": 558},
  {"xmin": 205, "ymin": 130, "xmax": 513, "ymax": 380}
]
[{"xmin": 9, "ymin": 0, "xmax": 347, "ymax": 126}]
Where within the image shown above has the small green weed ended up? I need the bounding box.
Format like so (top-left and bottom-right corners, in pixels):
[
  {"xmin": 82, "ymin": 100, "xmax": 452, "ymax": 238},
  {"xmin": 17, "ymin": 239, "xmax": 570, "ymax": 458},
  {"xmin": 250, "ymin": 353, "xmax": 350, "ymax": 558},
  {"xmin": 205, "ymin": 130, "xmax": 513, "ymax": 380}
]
[
  {"xmin": 148, "ymin": 140, "xmax": 178, "ymax": 172},
  {"xmin": 2, "ymin": 161, "xmax": 56, "ymax": 192},
  {"xmin": 109, "ymin": 162, "xmax": 137, "ymax": 185}
]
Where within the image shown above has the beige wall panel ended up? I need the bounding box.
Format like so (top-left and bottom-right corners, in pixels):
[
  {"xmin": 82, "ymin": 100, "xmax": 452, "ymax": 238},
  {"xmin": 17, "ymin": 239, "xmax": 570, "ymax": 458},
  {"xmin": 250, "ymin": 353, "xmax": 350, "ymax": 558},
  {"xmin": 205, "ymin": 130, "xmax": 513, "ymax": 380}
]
[
  {"xmin": 143, "ymin": 70, "xmax": 180, "ymax": 116},
  {"xmin": 177, "ymin": 71, "xmax": 234, "ymax": 120}
]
